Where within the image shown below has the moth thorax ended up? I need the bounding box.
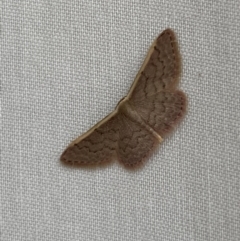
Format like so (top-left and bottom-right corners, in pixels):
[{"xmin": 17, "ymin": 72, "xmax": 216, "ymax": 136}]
[{"xmin": 117, "ymin": 97, "xmax": 134, "ymax": 116}]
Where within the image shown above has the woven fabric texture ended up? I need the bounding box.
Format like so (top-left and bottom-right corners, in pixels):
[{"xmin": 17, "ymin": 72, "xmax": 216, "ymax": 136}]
[{"xmin": 1, "ymin": 1, "xmax": 240, "ymax": 241}]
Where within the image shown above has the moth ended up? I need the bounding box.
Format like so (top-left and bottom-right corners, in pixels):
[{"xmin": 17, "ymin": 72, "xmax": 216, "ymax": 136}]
[{"xmin": 61, "ymin": 29, "xmax": 187, "ymax": 168}]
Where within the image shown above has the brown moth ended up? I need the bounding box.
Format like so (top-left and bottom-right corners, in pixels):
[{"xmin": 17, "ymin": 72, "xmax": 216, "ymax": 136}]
[{"xmin": 61, "ymin": 29, "xmax": 187, "ymax": 168}]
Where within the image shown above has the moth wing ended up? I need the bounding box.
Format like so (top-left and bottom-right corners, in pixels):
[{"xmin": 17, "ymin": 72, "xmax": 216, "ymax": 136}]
[
  {"xmin": 61, "ymin": 112, "xmax": 119, "ymax": 165},
  {"xmin": 128, "ymin": 29, "xmax": 186, "ymax": 136},
  {"xmin": 131, "ymin": 90, "xmax": 187, "ymax": 136},
  {"xmin": 117, "ymin": 113, "xmax": 159, "ymax": 168},
  {"xmin": 128, "ymin": 28, "xmax": 181, "ymax": 102}
]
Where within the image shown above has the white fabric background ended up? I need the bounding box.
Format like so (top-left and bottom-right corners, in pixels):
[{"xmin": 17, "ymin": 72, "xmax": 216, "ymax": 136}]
[{"xmin": 1, "ymin": 1, "xmax": 240, "ymax": 241}]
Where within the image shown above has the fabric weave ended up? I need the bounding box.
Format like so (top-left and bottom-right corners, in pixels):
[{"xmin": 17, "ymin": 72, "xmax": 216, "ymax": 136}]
[{"xmin": 1, "ymin": 1, "xmax": 240, "ymax": 241}]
